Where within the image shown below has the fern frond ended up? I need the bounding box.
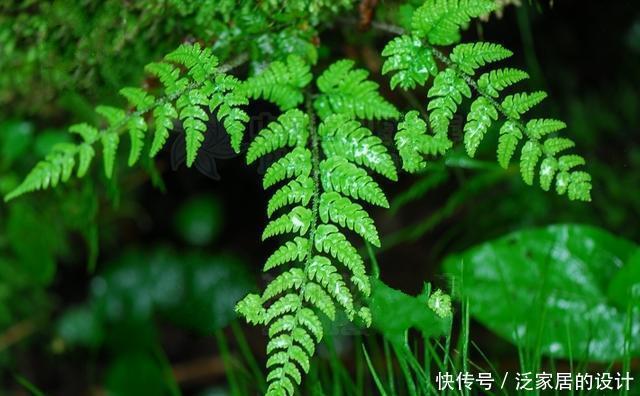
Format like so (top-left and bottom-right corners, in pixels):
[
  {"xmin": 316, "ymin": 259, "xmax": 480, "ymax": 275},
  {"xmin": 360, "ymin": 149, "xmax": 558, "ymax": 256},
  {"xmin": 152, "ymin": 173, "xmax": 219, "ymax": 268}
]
[
  {"xmin": 263, "ymin": 147, "xmax": 312, "ymax": 189},
  {"xmin": 267, "ymin": 176, "xmax": 314, "ymax": 217},
  {"xmin": 501, "ymin": 91, "xmax": 547, "ymax": 119},
  {"xmin": 126, "ymin": 115, "xmax": 147, "ymax": 166},
  {"xmin": 262, "ymin": 206, "xmax": 313, "ymax": 241},
  {"xmin": 164, "ymin": 43, "xmax": 218, "ymax": 83},
  {"xmin": 320, "ymin": 157, "xmax": 389, "ymax": 208},
  {"xmin": 247, "ymin": 109, "xmax": 310, "ymax": 164},
  {"xmin": 4, "ymin": 144, "xmax": 77, "ymax": 201},
  {"xmin": 307, "ymin": 256, "xmax": 354, "ymax": 317},
  {"xmin": 450, "ymin": 42, "xmax": 512, "ymax": 75},
  {"xmin": 101, "ymin": 132, "xmax": 120, "ymax": 179},
  {"xmin": 411, "ymin": 0, "xmax": 496, "ymax": 45},
  {"xmin": 241, "ymin": 55, "xmax": 312, "ymax": 110},
  {"xmin": 264, "ymin": 237, "xmax": 310, "ymax": 271},
  {"xmin": 177, "ymin": 88, "xmax": 209, "ymax": 167},
  {"xmin": 395, "ymin": 111, "xmax": 452, "ymax": 173},
  {"xmin": 463, "ymin": 96, "xmax": 498, "ymax": 157},
  {"xmin": 525, "ymin": 118, "xmax": 566, "ymax": 139},
  {"xmin": 428, "ymin": 68, "xmax": 471, "ymax": 135},
  {"xmin": 477, "ymin": 68, "xmax": 529, "ymax": 97},
  {"xmin": 319, "ymin": 115, "xmax": 398, "ymax": 180},
  {"xmin": 314, "ymin": 60, "xmax": 399, "ymax": 120},
  {"xmin": 319, "ymin": 192, "xmax": 380, "ymax": 247},
  {"xmin": 381, "ymin": 34, "xmax": 438, "ymax": 89},
  {"xmin": 149, "ymin": 103, "xmax": 178, "ymax": 157},
  {"xmin": 314, "ymin": 224, "xmax": 369, "ymax": 296},
  {"xmin": 519, "ymin": 140, "xmax": 543, "ymax": 185},
  {"xmin": 497, "ymin": 120, "xmax": 523, "ymax": 169},
  {"xmin": 262, "ymin": 268, "xmax": 306, "ymax": 302}
]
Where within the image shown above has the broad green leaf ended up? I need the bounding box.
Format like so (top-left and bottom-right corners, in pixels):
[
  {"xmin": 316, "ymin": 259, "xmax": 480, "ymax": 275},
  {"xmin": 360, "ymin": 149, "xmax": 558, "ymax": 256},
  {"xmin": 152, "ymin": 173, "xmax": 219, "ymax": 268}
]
[{"xmin": 443, "ymin": 224, "xmax": 640, "ymax": 362}]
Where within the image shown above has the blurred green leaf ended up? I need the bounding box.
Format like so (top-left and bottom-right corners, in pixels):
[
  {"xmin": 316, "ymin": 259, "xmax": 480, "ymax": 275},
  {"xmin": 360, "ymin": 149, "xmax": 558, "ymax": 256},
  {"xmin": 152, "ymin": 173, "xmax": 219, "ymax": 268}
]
[
  {"xmin": 174, "ymin": 195, "xmax": 223, "ymax": 246},
  {"xmin": 56, "ymin": 306, "xmax": 104, "ymax": 348},
  {"xmin": 58, "ymin": 248, "xmax": 254, "ymax": 348},
  {"xmin": 369, "ymin": 278, "xmax": 451, "ymax": 345},
  {"xmin": 444, "ymin": 224, "xmax": 640, "ymax": 361},
  {"xmin": 0, "ymin": 120, "xmax": 33, "ymax": 169},
  {"xmin": 105, "ymin": 353, "xmax": 168, "ymax": 396}
]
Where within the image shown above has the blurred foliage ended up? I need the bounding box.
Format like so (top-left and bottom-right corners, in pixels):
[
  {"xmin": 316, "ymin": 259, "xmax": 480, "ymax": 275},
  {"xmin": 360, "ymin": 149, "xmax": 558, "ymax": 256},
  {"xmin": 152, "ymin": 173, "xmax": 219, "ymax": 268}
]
[{"xmin": 0, "ymin": 0, "xmax": 354, "ymax": 119}]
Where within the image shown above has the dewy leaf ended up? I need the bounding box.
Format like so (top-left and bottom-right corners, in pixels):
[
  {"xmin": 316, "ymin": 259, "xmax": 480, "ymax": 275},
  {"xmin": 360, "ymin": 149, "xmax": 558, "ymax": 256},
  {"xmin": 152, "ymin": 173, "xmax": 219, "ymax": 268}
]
[
  {"xmin": 314, "ymin": 60, "xmax": 399, "ymax": 120},
  {"xmin": 381, "ymin": 34, "xmax": 437, "ymax": 89},
  {"xmin": 443, "ymin": 224, "xmax": 640, "ymax": 362},
  {"xmin": 411, "ymin": 0, "xmax": 496, "ymax": 45}
]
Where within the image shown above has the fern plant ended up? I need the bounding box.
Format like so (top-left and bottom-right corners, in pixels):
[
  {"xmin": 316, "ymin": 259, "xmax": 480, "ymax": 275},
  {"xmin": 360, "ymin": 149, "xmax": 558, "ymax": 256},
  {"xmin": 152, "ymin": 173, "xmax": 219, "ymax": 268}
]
[{"xmin": 4, "ymin": 0, "xmax": 594, "ymax": 394}]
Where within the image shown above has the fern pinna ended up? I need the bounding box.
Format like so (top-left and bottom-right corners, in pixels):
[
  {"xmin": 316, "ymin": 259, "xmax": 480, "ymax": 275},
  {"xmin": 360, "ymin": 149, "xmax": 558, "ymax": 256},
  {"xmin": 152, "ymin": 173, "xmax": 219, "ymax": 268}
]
[{"xmin": 4, "ymin": 0, "xmax": 594, "ymax": 394}]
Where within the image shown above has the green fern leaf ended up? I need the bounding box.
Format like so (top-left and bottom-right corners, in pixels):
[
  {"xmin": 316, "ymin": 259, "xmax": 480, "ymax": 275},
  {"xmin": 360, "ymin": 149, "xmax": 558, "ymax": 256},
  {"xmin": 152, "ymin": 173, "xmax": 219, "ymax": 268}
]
[
  {"xmin": 265, "ymin": 294, "xmax": 302, "ymax": 324},
  {"xmin": 69, "ymin": 123, "xmax": 99, "ymax": 144},
  {"xmin": 5, "ymin": 145, "xmax": 77, "ymax": 200},
  {"xmin": 297, "ymin": 308, "xmax": 323, "ymax": 342},
  {"xmin": 164, "ymin": 43, "xmax": 218, "ymax": 84},
  {"xmin": 428, "ymin": 68, "xmax": 472, "ymax": 136},
  {"xmin": 558, "ymin": 154, "xmax": 586, "ymax": 172},
  {"xmin": 303, "ymin": 283, "xmax": 336, "ymax": 321},
  {"xmin": 126, "ymin": 115, "xmax": 146, "ymax": 166},
  {"xmin": 520, "ymin": 140, "xmax": 542, "ymax": 185},
  {"xmin": 411, "ymin": 0, "xmax": 496, "ymax": 45},
  {"xmin": 450, "ymin": 42, "xmax": 512, "ymax": 75},
  {"xmin": 96, "ymin": 105, "xmax": 126, "ymax": 127},
  {"xmin": 176, "ymin": 88, "xmax": 209, "ymax": 167},
  {"xmin": 395, "ymin": 111, "xmax": 452, "ymax": 173},
  {"xmin": 497, "ymin": 120, "xmax": 523, "ymax": 169},
  {"xmin": 77, "ymin": 144, "xmax": 95, "ymax": 178},
  {"xmin": 150, "ymin": 103, "xmax": 178, "ymax": 157},
  {"xmin": 263, "ymin": 147, "xmax": 312, "ymax": 189},
  {"xmin": 381, "ymin": 34, "xmax": 437, "ymax": 89},
  {"xmin": 543, "ymin": 137, "xmax": 575, "ymax": 156},
  {"xmin": 268, "ymin": 315, "xmax": 296, "ymax": 338},
  {"xmin": 319, "ymin": 191, "xmax": 380, "ymax": 247},
  {"xmin": 501, "ymin": 91, "xmax": 547, "ymax": 119},
  {"xmin": 463, "ymin": 96, "xmax": 498, "ymax": 157},
  {"xmin": 145, "ymin": 62, "xmax": 188, "ymax": 95},
  {"xmin": 314, "ymin": 224, "xmax": 369, "ymax": 296},
  {"xmin": 539, "ymin": 157, "xmax": 558, "ymax": 191},
  {"xmin": 307, "ymin": 256, "xmax": 354, "ymax": 317},
  {"xmin": 320, "ymin": 157, "xmax": 389, "ymax": 208},
  {"xmin": 119, "ymin": 87, "xmax": 154, "ymax": 112},
  {"xmin": 241, "ymin": 55, "xmax": 312, "ymax": 110},
  {"xmin": 525, "ymin": 118, "xmax": 566, "ymax": 139},
  {"xmin": 101, "ymin": 132, "xmax": 120, "ymax": 178},
  {"xmin": 262, "ymin": 206, "xmax": 313, "ymax": 240},
  {"xmin": 235, "ymin": 293, "xmax": 266, "ymax": 325},
  {"xmin": 264, "ymin": 237, "xmax": 310, "ymax": 271},
  {"xmin": 267, "ymin": 176, "xmax": 314, "ymax": 217},
  {"xmin": 247, "ymin": 109, "xmax": 309, "ymax": 164},
  {"xmin": 477, "ymin": 68, "xmax": 529, "ymax": 97},
  {"xmin": 567, "ymin": 171, "xmax": 592, "ymax": 201},
  {"xmin": 262, "ymin": 268, "xmax": 305, "ymax": 302},
  {"xmin": 319, "ymin": 115, "xmax": 398, "ymax": 180},
  {"xmin": 314, "ymin": 60, "xmax": 399, "ymax": 120}
]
